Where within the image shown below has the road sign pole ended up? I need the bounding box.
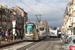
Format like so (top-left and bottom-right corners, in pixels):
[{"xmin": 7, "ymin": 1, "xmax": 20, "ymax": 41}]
[
  {"xmin": 12, "ymin": 20, "xmax": 16, "ymax": 41},
  {"xmin": 13, "ymin": 34, "xmax": 15, "ymax": 41}
]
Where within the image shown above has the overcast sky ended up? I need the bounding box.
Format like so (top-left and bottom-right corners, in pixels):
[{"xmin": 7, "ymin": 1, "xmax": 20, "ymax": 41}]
[{"xmin": 0, "ymin": 0, "xmax": 71, "ymax": 28}]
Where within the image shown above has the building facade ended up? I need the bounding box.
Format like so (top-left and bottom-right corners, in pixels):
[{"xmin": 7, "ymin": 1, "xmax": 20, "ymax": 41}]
[
  {"xmin": 0, "ymin": 5, "xmax": 28, "ymax": 33},
  {"xmin": 61, "ymin": 0, "xmax": 75, "ymax": 35}
]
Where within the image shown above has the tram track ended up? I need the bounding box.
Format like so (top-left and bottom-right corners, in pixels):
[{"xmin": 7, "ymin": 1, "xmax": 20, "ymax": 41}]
[
  {"xmin": 0, "ymin": 38, "xmax": 47, "ymax": 50},
  {"xmin": 17, "ymin": 37, "xmax": 49, "ymax": 50},
  {"xmin": 0, "ymin": 37, "xmax": 63, "ymax": 50},
  {"xmin": 0, "ymin": 40, "xmax": 23, "ymax": 48},
  {"xmin": 0, "ymin": 40, "xmax": 33, "ymax": 50},
  {"xmin": 17, "ymin": 41, "xmax": 38, "ymax": 50}
]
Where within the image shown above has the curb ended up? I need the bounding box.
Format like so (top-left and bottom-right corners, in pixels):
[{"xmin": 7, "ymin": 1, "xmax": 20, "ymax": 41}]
[{"xmin": 0, "ymin": 40, "xmax": 23, "ymax": 48}]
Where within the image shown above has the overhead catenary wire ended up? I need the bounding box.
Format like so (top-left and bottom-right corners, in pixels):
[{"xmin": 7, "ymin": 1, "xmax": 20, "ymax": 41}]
[
  {"xmin": 50, "ymin": 0, "xmax": 64, "ymax": 11},
  {"xmin": 35, "ymin": 0, "xmax": 64, "ymax": 11},
  {"xmin": 20, "ymin": 0, "xmax": 42, "ymax": 22},
  {"xmin": 20, "ymin": 0, "xmax": 38, "ymax": 14},
  {"xmin": 35, "ymin": 0, "xmax": 40, "ymax": 5}
]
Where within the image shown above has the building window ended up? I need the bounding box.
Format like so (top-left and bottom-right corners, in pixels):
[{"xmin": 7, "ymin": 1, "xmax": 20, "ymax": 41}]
[
  {"xmin": 7, "ymin": 23, "xmax": 11, "ymax": 28},
  {"xmin": 4, "ymin": 20, "xmax": 7, "ymax": 22},
  {"xmin": 69, "ymin": 9, "xmax": 71, "ymax": 13},
  {"xmin": 6, "ymin": 8, "xmax": 7, "ymax": 12},
  {"xmin": 73, "ymin": 17, "xmax": 75, "ymax": 23},
  {"xmin": 73, "ymin": 4, "xmax": 75, "ymax": 11},
  {"xmin": 3, "ymin": 22, "xmax": 6, "ymax": 27},
  {"xmin": 70, "ymin": 18, "xmax": 71, "ymax": 25},
  {"xmin": 0, "ymin": 15, "xmax": 1, "ymax": 18},
  {"xmin": 73, "ymin": 27, "xmax": 75, "ymax": 35},
  {"xmin": 0, "ymin": 5, "xmax": 1, "ymax": 8},
  {"xmin": 0, "ymin": 21, "xmax": 2, "ymax": 27}
]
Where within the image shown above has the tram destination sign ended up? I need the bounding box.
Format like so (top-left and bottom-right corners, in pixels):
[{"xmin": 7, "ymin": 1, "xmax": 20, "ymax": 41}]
[{"xmin": 27, "ymin": 24, "xmax": 33, "ymax": 26}]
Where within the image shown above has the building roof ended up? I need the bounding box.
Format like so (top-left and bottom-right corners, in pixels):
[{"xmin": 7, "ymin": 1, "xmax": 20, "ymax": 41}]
[{"xmin": 64, "ymin": 6, "xmax": 68, "ymax": 15}]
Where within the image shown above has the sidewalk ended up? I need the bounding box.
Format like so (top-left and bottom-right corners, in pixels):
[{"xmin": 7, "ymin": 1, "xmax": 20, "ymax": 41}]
[{"xmin": 0, "ymin": 39, "xmax": 23, "ymax": 48}]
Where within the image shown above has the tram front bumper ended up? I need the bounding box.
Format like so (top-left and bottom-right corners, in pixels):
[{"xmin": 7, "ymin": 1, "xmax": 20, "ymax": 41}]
[{"xmin": 24, "ymin": 36, "xmax": 34, "ymax": 40}]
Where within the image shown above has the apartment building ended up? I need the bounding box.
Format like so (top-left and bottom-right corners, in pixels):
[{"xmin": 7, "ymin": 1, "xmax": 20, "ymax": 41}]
[
  {"xmin": 62, "ymin": 0, "xmax": 75, "ymax": 35},
  {"xmin": 0, "ymin": 5, "xmax": 28, "ymax": 32}
]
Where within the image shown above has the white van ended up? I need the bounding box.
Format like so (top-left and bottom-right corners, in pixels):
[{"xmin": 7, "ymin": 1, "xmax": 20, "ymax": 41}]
[{"xmin": 49, "ymin": 28, "xmax": 58, "ymax": 37}]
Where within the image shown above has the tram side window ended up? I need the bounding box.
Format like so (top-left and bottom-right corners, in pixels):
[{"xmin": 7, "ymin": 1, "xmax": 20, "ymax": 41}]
[
  {"xmin": 31, "ymin": 26, "xmax": 34, "ymax": 33},
  {"xmin": 32, "ymin": 26, "xmax": 35, "ymax": 30},
  {"xmin": 25, "ymin": 26, "xmax": 27, "ymax": 33}
]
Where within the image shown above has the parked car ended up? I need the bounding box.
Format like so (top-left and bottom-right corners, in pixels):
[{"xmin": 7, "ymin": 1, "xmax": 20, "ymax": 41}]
[
  {"xmin": 61, "ymin": 33, "xmax": 68, "ymax": 43},
  {"xmin": 58, "ymin": 32, "xmax": 61, "ymax": 38},
  {"xmin": 61, "ymin": 33, "xmax": 65, "ymax": 39},
  {"xmin": 64, "ymin": 35, "xmax": 75, "ymax": 50}
]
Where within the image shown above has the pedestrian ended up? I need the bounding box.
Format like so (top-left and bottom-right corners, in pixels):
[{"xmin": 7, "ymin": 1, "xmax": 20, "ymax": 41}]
[
  {"xmin": 10, "ymin": 30, "xmax": 13, "ymax": 40},
  {"xmin": 0, "ymin": 29, "xmax": 2, "ymax": 44},
  {"xmin": 16, "ymin": 30, "xmax": 20, "ymax": 39},
  {"xmin": 5, "ymin": 29, "xmax": 8, "ymax": 42},
  {"xmin": 2, "ymin": 29, "xmax": 5, "ymax": 37},
  {"xmin": 15, "ymin": 31, "xmax": 17, "ymax": 40},
  {"xmin": 7, "ymin": 29, "xmax": 10, "ymax": 42},
  {"xmin": 20, "ymin": 30, "xmax": 24, "ymax": 40}
]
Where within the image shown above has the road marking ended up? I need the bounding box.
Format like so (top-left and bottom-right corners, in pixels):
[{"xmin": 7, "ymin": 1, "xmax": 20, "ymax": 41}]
[
  {"xmin": 26, "ymin": 42, "xmax": 44, "ymax": 50},
  {"xmin": 3, "ymin": 49, "xmax": 9, "ymax": 50},
  {"xmin": 26, "ymin": 49, "xmax": 28, "ymax": 50}
]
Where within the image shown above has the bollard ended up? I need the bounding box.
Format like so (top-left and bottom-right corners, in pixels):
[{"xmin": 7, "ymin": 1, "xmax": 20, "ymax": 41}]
[{"xmin": 13, "ymin": 35, "xmax": 15, "ymax": 41}]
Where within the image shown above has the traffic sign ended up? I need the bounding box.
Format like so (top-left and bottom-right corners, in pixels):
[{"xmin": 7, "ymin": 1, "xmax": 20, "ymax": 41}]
[
  {"xmin": 12, "ymin": 20, "xmax": 16, "ymax": 26},
  {"xmin": 13, "ymin": 25, "xmax": 15, "ymax": 27},
  {"xmin": 13, "ymin": 29, "xmax": 15, "ymax": 34}
]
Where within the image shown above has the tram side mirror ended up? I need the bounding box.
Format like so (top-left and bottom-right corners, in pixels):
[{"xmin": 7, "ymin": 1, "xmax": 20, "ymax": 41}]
[{"xmin": 36, "ymin": 29, "xmax": 38, "ymax": 32}]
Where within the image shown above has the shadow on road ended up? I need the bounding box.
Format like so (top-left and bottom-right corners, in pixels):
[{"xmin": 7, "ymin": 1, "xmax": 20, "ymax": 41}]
[
  {"xmin": 41, "ymin": 37, "xmax": 61, "ymax": 42},
  {"xmin": 23, "ymin": 37, "xmax": 60, "ymax": 42}
]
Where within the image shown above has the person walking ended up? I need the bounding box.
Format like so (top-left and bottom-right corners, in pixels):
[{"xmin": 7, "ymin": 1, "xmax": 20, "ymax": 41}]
[
  {"xmin": 20, "ymin": 30, "xmax": 23, "ymax": 40},
  {"xmin": 10, "ymin": 30, "xmax": 13, "ymax": 40},
  {"xmin": 9, "ymin": 28, "xmax": 13, "ymax": 40},
  {"xmin": 16, "ymin": 30, "xmax": 20, "ymax": 39},
  {"xmin": 0, "ymin": 29, "xmax": 2, "ymax": 44},
  {"xmin": 1, "ymin": 29, "xmax": 5, "ymax": 37},
  {"xmin": 15, "ymin": 31, "xmax": 17, "ymax": 40},
  {"xmin": 7, "ymin": 29, "xmax": 10, "ymax": 42},
  {"xmin": 5, "ymin": 29, "xmax": 8, "ymax": 42}
]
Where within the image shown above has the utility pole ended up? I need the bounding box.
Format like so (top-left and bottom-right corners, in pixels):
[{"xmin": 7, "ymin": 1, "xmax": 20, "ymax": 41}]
[
  {"xmin": 24, "ymin": 17, "xmax": 26, "ymax": 35},
  {"xmin": 35, "ymin": 14, "xmax": 41, "ymax": 23}
]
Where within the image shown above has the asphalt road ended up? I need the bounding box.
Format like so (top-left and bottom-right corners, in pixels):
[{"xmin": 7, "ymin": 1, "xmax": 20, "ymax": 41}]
[
  {"xmin": 26, "ymin": 37, "xmax": 65, "ymax": 50},
  {"xmin": 0, "ymin": 37, "xmax": 65, "ymax": 50}
]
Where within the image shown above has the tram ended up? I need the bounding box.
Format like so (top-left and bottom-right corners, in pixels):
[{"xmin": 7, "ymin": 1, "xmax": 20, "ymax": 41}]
[{"xmin": 24, "ymin": 21, "xmax": 47, "ymax": 40}]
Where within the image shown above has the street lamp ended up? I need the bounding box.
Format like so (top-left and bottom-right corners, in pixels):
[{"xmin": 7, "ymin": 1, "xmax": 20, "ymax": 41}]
[{"xmin": 24, "ymin": 17, "xmax": 26, "ymax": 36}]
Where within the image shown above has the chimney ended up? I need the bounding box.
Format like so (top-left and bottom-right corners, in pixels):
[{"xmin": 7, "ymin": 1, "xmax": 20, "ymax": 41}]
[
  {"xmin": 9, "ymin": 8, "xmax": 11, "ymax": 10},
  {"xmin": 0, "ymin": 4, "xmax": 2, "ymax": 8},
  {"xmin": 22, "ymin": 8, "xmax": 24, "ymax": 10},
  {"xmin": 4, "ymin": 5, "xmax": 8, "ymax": 8}
]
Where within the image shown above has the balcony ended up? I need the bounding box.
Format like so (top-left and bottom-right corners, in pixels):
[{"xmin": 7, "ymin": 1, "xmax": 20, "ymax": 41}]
[
  {"xmin": 67, "ymin": 24, "xmax": 72, "ymax": 30},
  {"xmin": 69, "ymin": 14, "xmax": 72, "ymax": 16},
  {"xmin": 69, "ymin": 14, "xmax": 71, "ymax": 16},
  {"xmin": 69, "ymin": 25, "xmax": 72, "ymax": 28},
  {"xmin": 69, "ymin": 23, "xmax": 72, "ymax": 27}
]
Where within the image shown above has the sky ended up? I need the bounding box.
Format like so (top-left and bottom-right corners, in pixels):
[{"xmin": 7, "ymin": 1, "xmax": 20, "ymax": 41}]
[{"xmin": 0, "ymin": 0, "xmax": 71, "ymax": 29}]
